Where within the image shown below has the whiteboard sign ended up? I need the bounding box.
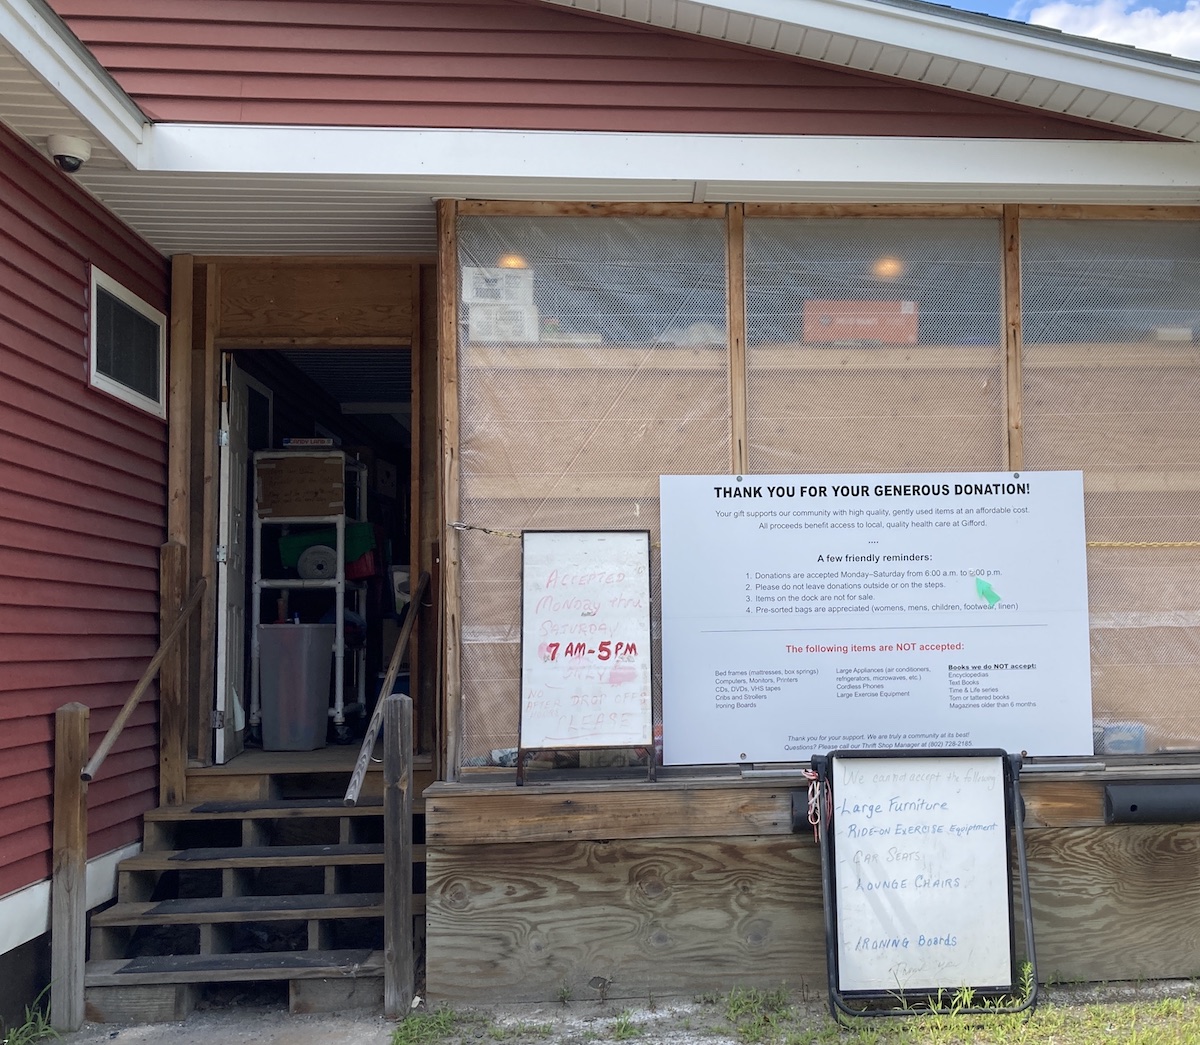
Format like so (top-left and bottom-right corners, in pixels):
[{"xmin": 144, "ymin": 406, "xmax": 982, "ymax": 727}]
[
  {"xmin": 520, "ymin": 531, "xmax": 653, "ymax": 749},
  {"xmin": 659, "ymin": 471, "xmax": 1092, "ymax": 765},
  {"xmin": 827, "ymin": 752, "xmax": 1014, "ymax": 994}
]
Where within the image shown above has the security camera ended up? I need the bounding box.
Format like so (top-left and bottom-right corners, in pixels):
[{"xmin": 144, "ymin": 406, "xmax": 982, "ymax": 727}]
[{"xmin": 46, "ymin": 134, "xmax": 92, "ymax": 173}]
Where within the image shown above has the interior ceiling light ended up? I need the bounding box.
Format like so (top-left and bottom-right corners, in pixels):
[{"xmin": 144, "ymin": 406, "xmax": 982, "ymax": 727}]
[
  {"xmin": 496, "ymin": 253, "xmax": 528, "ymax": 269},
  {"xmin": 871, "ymin": 255, "xmax": 905, "ymax": 280}
]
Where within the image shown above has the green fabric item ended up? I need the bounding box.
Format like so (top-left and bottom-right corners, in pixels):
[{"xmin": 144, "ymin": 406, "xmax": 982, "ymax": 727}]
[{"xmin": 278, "ymin": 522, "xmax": 375, "ymax": 567}]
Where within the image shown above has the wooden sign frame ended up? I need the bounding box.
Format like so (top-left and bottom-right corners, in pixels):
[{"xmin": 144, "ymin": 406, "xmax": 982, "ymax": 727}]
[
  {"xmin": 518, "ymin": 530, "xmax": 654, "ymax": 784},
  {"xmin": 812, "ymin": 749, "xmax": 1038, "ymax": 1019}
]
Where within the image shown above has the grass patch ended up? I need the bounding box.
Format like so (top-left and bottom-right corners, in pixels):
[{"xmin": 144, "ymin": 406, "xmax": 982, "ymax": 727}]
[
  {"xmin": 391, "ymin": 1007, "xmax": 468, "ymax": 1045},
  {"xmin": 386, "ymin": 984, "xmax": 1200, "ymax": 1045},
  {"xmin": 610, "ymin": 1010, "xmax": 642, "ymax": 1040},
  {"xmin": 1, "ymin": 988, "xmax": 56, "ymax": 1045},
  {"xmin": 723, "ymin": 985, "xmax": 794, "ymax": 1043}
]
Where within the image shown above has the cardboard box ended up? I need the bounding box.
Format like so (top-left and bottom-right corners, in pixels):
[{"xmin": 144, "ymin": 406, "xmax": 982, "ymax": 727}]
[
  {"xmin": 802, "ymin": 299, "xmax": 919, "ymax": 345},
  {"xmin": 256, "ymin": 454, "xmax": 344, "ymax": 518}
]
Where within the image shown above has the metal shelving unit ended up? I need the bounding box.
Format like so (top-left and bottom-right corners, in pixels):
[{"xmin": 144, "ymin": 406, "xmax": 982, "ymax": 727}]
[{"xmin": 250, "ymin": 450, "xmax": 369, "ymax": 741}]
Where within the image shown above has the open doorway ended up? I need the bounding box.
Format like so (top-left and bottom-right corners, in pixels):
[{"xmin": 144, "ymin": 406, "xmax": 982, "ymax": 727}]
[{"xmin": 213, "ymin": 347, "xmax": 414, "ymax": 765}]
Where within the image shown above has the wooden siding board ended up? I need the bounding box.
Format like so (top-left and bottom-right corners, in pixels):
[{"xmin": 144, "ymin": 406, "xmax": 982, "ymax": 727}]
[
  {"xmin": 45, "ymin": 0, "xmax": 1153, "ymax": 140},
  {"xmin": 0, "ymin": 123, "xmax": 167, "ymax": 902},
  {"xmin": 426, "ymin": 836, "xmax": 826, "ymax": 1004}
]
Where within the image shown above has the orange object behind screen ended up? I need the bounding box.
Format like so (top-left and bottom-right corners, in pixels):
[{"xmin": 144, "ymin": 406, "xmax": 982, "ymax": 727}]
[{"xmin": 802, "ymin": 300, "xmax": 919, "ymax": 344}]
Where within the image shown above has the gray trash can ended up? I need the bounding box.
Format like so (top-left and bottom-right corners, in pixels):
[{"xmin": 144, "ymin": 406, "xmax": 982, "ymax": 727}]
[{"xmin": 258, "ymin": 623, "xmax": 335, "ymax": 750}]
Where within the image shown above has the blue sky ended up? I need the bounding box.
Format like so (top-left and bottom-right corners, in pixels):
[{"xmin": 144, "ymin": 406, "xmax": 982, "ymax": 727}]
[{"xmin": 947, "ymin": 0, "xmax": 1200, "ymax": 58}]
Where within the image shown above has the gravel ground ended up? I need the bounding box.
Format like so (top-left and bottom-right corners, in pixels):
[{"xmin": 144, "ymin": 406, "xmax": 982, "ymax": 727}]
[{"xmin": 54, "ymin": 979, "xmax": 1200, "ymax": 1045}]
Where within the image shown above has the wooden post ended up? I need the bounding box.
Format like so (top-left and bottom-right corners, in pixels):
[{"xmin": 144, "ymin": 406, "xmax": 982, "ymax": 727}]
[
  {"xmin": 1003, "ymin": 204, "xmax": 1024, "ymax": 471},
  {"xmin": 51, "ymin": 703, "xmax": 89, "ymax": 1032},
  {"xmin": 437, "ymin": 198, "xmax": 462, "ymax": 781},
  {"xmin": 159, "ymin": 541, "xmax": 187, "ymax": 804},
  {"xmin": 726, "ymin": 203, "xmax": 749, "ymax": 475},
  {"xmin": 383, "ymin": 694, "xmax": 414, "ymax": 1016},
  {"xmin": 193, "ymin": 263, "xmax": 220, "ymax": 765}
]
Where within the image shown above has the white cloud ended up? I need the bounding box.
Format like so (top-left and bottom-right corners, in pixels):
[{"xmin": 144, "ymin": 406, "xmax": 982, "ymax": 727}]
[{"xmin": 1019, "ymin": 0, "xmax": 1200, "ymax": 58}]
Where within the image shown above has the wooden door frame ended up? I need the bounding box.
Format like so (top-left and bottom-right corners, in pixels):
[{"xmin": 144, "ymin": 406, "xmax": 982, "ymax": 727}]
[{"xmin": 163, "ymin": 255, "xmax": 438, "ymax": 788}]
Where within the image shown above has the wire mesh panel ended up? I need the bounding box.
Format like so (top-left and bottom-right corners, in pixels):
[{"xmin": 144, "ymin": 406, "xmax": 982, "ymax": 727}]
[
  {"xmin": 1022, "ymin": 219, "xmax": 1200, "ymax": 755},
  {"xmin": 456, "ymin": 214, "xmax": 729, "ymax": 765},
  {"xmin": 744, "ymin": 217, "xmax": 1005, "ymax": 474}
]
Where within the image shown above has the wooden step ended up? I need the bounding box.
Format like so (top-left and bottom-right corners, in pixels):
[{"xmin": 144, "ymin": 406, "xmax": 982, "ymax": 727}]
[
  {"xmin": 85, "ymin": 948, "xmax": 384, "ymax": 986},
  {"xmin": 146, "ymin": 797, "xmax": 385, "ymax": 821},
  {"xmin": 120, "ymin": 843, "xmax": 386, "ymax": 871},
  {"xmin": 84, "ymin": 950, "xmax": 387, "ymax": 1021},
  {"xmin": 93, "ymin": 893, "xmax": 385, "ymax": 927}
]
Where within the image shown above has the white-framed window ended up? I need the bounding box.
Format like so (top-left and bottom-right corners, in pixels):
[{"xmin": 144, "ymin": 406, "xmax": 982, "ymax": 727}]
[{"xmin": 89, "ymin": 266, "xmax": 166, "ymax": 419}]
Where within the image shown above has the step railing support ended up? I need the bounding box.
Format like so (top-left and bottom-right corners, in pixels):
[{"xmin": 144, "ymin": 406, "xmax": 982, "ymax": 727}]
[
  {"xmin": 383, "ymin": 693, "xmax": 414, "ymax": 1016},
  {"xmin": 51, "ymin": 702, "xmax": 90, "ymax": 1032}
]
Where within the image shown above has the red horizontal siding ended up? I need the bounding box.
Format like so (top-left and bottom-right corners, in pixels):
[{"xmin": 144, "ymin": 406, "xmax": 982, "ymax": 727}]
[
  {"xmin": 47, "ymin": 0, "xmax": 1151, "ymax": 139},
  {"xmin": 0, "ymin": 123, "xmax": 167, "ymax": 904}
]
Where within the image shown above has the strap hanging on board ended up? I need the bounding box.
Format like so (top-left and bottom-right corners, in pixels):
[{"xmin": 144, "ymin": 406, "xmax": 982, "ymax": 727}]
[{"xmin": 812, "ymin": 749, "xmax": 1038, "ymax": 1019}]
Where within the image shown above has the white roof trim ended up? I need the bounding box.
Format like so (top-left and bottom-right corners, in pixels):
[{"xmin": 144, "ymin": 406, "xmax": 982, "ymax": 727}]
[
  {"xmin": 146, "ymin": 124, "xmax": 1200, "ymax": 197},
  {"xmin": 0, "ymin": 0, "xmax": 144, "ymax": 162},
  {"xmin": 538, "ymin": 0, "xmax": 1200, "ymax": 139}
]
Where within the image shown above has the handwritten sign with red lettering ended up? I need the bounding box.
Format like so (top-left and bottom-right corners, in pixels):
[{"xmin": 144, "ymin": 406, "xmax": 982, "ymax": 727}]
[{"xmin": 520, "ymin": 531, "xmax": 653, "ymax": 750}]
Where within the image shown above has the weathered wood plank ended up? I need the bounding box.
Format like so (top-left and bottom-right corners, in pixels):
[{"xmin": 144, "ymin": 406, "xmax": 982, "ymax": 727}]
[
  {"xmin": 425, "ymin": 822, "xmax": 1200, "ymax": 1001},
  {"xmin": 425, "ymin": 781, "xmax": 795, "ymax": 845},
  {"xmin": 158, "ymin": 541, "xmax": 188, "ymax": 805},
  {"xmin": 85, "ymin": 950, "xmax": 384, "ymax": 986},
  {"xmin": 747, "ymin": 204, "xmax": 1005, "ymax": 218},
  {"xmin": 440, "ymin": 199, "xmax": 464, "ymax": 781},
  {"xmin": 384, "ymin": 694, "xmax": 415, "ymax": 1016},
  {"xmin": 119, "ymin": 843, "xmax": 386, "ymax": 870},
  {"xmin": 1017, "ymin": 205, "xmax": 1200, "ymax": 221},
  {"xmin": 92, "ymin": 894, "xmax": 386, "ymax": 926},
  {"xmin": 457, "ymin": 201, "xmax": 724, "ymax": 219},
  {"xmin": 1026, "ymin": 825, "xmax": 1200, "ymax": 982},
  {"xmin": 51, "ymin": 703, "xmax": 89, "ymax": 1032},
  {"xmin": 426, "ymin": 836, "xmax": 825, "ymax": 1004},
  {"xmin": 1020, "ymin": 779, "xmax": 1104, "ymax": 827},
  {"xmin": 1003, "ymin": 204, "xmax": 1023, "ymax": 470},
  {"xmin": 291, "ymin": 976, "xmax": 384, "ymax": 1013},
  {"xmin": 216, "ymin": 262, "xmax": 415, "ymax": 340},
  {"xmin": 727, "ymin": 203, "xmax": 747, "ymax": 474},
  {"xmin": 149, "ymin": 798, "xmax": 384, "ymax": 819},
  {"xmin": 84, "ymin": 984, "xmax": 198, "ymax": 1024}
]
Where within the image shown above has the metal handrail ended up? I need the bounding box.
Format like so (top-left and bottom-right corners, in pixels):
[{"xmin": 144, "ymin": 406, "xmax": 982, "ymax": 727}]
[
  {"xmin": 81, "ymin": 577, "xmax": 208, "ymax": 783},
  {"xmin": 344, "ymin": 570, "xmax": 430, "ymax": 806}
]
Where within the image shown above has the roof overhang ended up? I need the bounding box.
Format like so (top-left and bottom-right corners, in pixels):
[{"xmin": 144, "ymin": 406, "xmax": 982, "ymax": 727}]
[{"xmin": 0, "ymin": 0, "xmax": 143, "ymax": 165}]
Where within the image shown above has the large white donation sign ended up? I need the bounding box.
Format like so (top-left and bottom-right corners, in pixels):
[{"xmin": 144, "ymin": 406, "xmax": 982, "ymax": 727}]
[{"xmin": 659, "ymin": 472, "xmax": 1092, "ymax": 765}]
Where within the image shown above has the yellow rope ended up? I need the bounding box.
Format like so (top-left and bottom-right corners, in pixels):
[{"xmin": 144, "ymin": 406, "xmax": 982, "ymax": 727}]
[
  {"xmin": 451, "ymin": 524, "xmax": 1200, "ymax": 550},
  {"xmin": 1087, "ymin": 541, "xmax": 1200, "ymax": 548}
]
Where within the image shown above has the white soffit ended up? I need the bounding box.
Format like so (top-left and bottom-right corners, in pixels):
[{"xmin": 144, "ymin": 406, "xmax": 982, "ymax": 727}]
[
  {"xmin": 538, "ymin": 0, "xmax": 1200, "ymax": 140},
  {"xmin": 69, "ymin": 131, "xmax": 1200, "ymax": 256},
  {"xmin": 0, "ymin": 0, "xmax": 143, "ymax": 163}
]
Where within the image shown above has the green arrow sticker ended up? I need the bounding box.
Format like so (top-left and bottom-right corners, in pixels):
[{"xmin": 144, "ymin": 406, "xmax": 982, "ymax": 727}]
[{"xmin": 975, "ymin": 577, "xmax": 1001, "ymax": 607}]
